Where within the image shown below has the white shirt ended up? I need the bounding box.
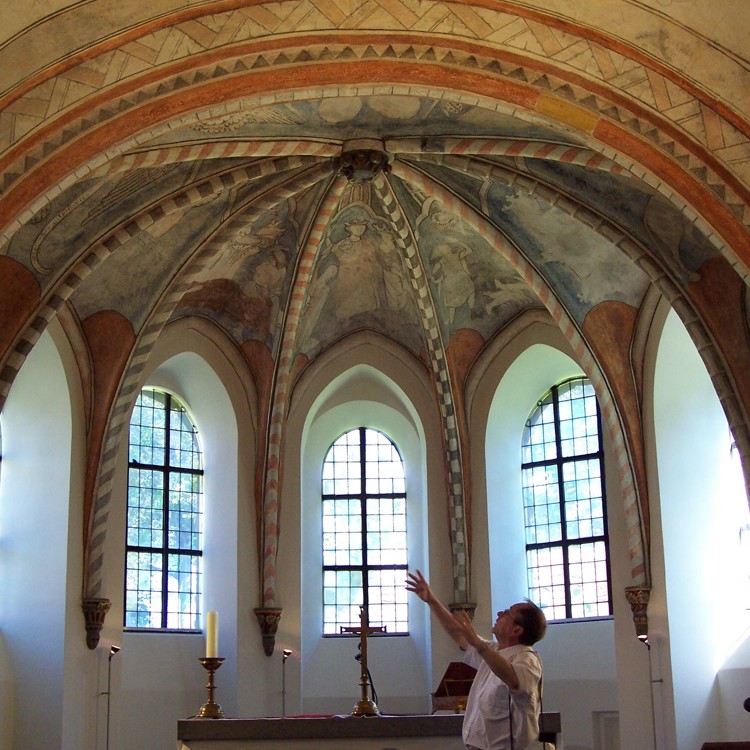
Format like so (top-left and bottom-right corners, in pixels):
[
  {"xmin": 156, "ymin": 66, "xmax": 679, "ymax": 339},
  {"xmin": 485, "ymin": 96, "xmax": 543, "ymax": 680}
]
[{"xmin": 462, "ymin": 642, "xmax": 543, "ymax": 750}]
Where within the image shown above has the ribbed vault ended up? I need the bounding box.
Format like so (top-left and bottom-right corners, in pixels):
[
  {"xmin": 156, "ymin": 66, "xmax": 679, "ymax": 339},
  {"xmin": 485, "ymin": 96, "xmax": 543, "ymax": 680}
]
[{"xmin": 1, "ymin": 2, "xmax": 749, "ymax": 648}]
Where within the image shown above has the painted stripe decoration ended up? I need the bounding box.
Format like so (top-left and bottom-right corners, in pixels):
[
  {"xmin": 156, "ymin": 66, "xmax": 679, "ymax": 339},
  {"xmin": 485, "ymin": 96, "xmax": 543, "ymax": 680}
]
[
  {"xmin": 391, "ymin": 155, "xmax": 648, "ymax": 586},
  {"xmin": 385, "ymin": 137, "xmax": 632, "ymax": 177},
  {"xmin": 258, "ymin": 170, "xmax": 347, "ymax": 607},
  {"xmin": 84, "ymin": 157, "xmax": 333, "ymax": 597},
  {"xmin": 371, "ymin": 171, "xmax": 471, "ymax": 603},
  {"xmin": 100, "ymin": 140, "xmax": 342, "ymax": 176}
]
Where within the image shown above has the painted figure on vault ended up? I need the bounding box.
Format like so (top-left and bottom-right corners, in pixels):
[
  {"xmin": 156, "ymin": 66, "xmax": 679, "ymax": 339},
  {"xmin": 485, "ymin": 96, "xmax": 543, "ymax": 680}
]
[
  {"xmin": 433, "ymin": 240, "xmax": 476, "ymax": 325},
  {"xmin": 330, "ymin": 220, "xmax": 380, "ymax": 320},
  {"xmin": 371, "ymin": 219, "xmax": 410, "ymax": 312}
]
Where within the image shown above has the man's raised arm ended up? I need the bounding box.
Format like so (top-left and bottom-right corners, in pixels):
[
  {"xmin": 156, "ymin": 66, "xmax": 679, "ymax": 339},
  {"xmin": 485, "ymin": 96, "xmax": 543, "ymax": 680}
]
[{"xmin": 406, "ymin": 569, "xmax": 468, "ymax": 649}]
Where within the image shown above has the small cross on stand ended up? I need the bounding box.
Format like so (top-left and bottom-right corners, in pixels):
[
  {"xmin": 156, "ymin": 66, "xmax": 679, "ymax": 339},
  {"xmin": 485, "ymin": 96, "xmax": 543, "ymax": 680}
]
[{"xmin": 341, "ymin": 606, "xmax": 385, "ymax": 716}]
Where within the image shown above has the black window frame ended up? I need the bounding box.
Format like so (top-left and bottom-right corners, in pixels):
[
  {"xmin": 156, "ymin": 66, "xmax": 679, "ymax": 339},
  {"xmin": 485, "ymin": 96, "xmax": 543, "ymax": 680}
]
[
  {"xmin": 321, "ymin": 426, "xmax": 409, "ymax": 637},
  {"xmin": 522, "ymin": 377, "xmax": 613, "ymax": 621},
  {"xmin": 124, "ymin": 388, "xmax": 204, "ymax": 631}
]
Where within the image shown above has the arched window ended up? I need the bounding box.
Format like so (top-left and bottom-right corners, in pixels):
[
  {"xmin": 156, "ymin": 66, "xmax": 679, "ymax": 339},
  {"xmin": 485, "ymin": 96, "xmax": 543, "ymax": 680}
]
[
  {"xmin": 521, "ymin": 377, "xmax": 611, "ymax": 620},
  {"xmin": 125, "ymin": 388, "xmax": 204, "ymax": 630},
  {"xmin": 321, "ymin": 427, "xmax": 408, "ymax": 635}
]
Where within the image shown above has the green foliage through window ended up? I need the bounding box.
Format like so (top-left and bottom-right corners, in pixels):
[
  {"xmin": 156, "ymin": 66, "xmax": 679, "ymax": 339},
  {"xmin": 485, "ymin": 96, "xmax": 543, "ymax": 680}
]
[
  {"xmin": 522, "ymin": 378, "xmax": 612, "ymax": 620},
  {"xmin": 322, "ymin": 428, "xmax": 409, "ymax": 635},
  {"xmin": 125, "ymin": 389, "xmax": 203, "ymax": 630}
]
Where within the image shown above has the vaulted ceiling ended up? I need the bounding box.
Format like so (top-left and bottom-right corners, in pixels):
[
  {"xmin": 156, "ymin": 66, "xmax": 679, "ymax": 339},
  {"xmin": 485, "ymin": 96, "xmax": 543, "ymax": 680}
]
[{"xmin": 1, "ymin": 1, "xmax": 749, "ymax": 620}]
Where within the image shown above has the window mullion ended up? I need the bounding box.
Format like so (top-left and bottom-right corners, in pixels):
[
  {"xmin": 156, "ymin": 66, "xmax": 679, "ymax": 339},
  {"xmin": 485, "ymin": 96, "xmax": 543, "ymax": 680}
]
[
  {"xmin": 130, "ymin": 459, "xmax": 201, "ymax": 476},
  {"xmin": 161, "ymin": 393, "xmax": 172, "ymax": 629},
  {"xmin": 551, "ymin": 387, "xmax": 572, "ymax": 619},
  {"xmin": 359, "ymin": 427, "xmax": 369, "ymax": 613}
]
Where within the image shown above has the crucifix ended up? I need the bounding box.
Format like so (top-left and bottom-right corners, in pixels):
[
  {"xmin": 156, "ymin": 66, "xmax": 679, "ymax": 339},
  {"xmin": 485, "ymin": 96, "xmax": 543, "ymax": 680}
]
[{"xmin": 341, "ymin": 605, "xmax": 386, "ymax": 716}]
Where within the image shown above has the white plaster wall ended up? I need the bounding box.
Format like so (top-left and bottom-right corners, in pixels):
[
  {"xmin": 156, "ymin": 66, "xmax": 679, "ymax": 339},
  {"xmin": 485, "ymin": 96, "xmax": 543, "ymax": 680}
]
[
  {"xmin": 607, "ymin": 439, "xmax": 654, "ymax": 750},
  {"xmin": 653, "ymin": 309, "xmax": 750, "ymax": 747},
  {"xmin": 0, "ymin": 628, "xmax": 9, "ymax": 750},
  {"xmin": 280, "ymin": 335, "xmax": 449, "ymax": 718},
  {"xmin": 51, "ymin": 320, "xmax": 98, "ymax": 750},
  {"xmin": 483, "ymin": 342, "xmax": 582, "ymax": 607},
  {"xmin": 718, "ymin": 636, "xmax": 750, "ymax": 739},
  {"xmin": 117, "ymin": 351, "xmax": 241, "ymax": 750},
  {"xmin": 0, "ymin": 328, "xmax": 77, "ymax": 750}
]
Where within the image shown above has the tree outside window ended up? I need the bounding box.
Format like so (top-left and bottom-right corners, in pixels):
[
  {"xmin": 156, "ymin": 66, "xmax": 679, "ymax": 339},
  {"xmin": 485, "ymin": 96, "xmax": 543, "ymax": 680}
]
[
  {"xmin": 322, "ymin": 427, "xmax": 409, "ymax": 635},
  {"xmin": 522, "ymin": 378, "xmax": 612, "ymax": 620},
  {"xmin": 125, "ymin": 389, "xmax": 203, "ymax": 630}
]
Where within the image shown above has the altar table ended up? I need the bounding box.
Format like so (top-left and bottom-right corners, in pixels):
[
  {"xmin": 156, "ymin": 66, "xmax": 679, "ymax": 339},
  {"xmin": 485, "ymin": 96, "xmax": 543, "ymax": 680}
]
[
  {"xmin": 177, "ymin": 712, "xmax": 562, "ymax": 749},
  {"xmin": 177, "ymin": 714, "xmax": 465, "ymax": 749}
]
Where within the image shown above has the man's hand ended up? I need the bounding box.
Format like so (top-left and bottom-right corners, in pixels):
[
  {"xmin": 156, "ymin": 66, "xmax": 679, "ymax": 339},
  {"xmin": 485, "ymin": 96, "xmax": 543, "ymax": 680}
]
[
  {"xmin": 452, "ymin": 609, "xmax": 484, "ymax": 651},
  {"xmin": 405, "ymin": 569, "xmax": 433, "ymax": 604},
  {"xmin": 406, "ymin": 569, "xmax": 469, "ymax": 649}
]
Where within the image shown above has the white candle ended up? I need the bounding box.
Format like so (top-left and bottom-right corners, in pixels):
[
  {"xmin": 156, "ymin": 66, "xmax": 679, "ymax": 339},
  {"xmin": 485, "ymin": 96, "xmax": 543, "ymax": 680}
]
[{"xmin": 206, "ymin": 611, "xmax": 218, "ymax": 658}]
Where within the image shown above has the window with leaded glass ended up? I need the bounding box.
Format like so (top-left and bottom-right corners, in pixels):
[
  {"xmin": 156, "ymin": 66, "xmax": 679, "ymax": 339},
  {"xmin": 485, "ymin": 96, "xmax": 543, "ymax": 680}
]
[
  {"xmin": 125, "ymin": 389, "xmax": 204, "ymax": 630},
  {"xmin": 522, "ymin": 378, "xmax": 612, "ymax": 620},
  {"xmin": 322, "ymin": 427, "xmax": 409, "ymax": 635}
]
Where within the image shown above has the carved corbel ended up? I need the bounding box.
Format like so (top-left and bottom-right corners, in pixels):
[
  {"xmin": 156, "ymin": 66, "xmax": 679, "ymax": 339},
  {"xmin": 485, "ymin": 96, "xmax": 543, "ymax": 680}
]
[
  {"xmin": 625, "ymin": 586, "xmax": 651, "ymax": 644},
  {"xmin": 254, "ymin": 607, "xmax": 282, "ymax": 656},
  {"xmin": 449, "ymin": 602, "xmax": 477, "ymax": 620},
  {"xmin": 82, "ymin": 597, "xmax": 111, "ymax": 649}
]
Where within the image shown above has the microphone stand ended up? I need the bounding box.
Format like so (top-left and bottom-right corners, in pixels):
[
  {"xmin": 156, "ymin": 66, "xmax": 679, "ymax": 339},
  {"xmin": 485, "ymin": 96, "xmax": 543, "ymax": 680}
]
[
  {"xmin": 100, "ymin": 645, "xmax": 120, "ymax": 750},
  {"xmin": 282, "ymin": 649, "xmax": 293, "ymax": 716}
]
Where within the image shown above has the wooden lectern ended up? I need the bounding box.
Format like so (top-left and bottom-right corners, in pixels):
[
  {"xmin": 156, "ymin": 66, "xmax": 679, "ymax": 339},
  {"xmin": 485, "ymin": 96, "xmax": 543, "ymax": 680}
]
[{"xmin": 431, "ymin": 662, "xmax": 477, "ymax": 713}]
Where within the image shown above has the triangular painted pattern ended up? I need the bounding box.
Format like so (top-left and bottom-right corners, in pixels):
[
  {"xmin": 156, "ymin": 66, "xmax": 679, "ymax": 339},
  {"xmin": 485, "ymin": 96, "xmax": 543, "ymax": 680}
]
[{"xmin": 0, "ymin": 2, "xmax": 747, "ymax": 225}]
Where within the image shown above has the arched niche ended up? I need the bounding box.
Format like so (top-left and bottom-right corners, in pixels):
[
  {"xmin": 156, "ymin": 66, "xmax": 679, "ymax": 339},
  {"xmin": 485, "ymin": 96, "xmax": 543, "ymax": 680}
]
[
  {"xmin": 282, "ymin": 331, "xmax": 445, "ymax": 716},
  {"xmin": 0, "ymin": 320, "xmax": 88, "ymax": 749},
  {"xmin": 649, "ymin": 306, "xmax": 750, "ymax": 750}
]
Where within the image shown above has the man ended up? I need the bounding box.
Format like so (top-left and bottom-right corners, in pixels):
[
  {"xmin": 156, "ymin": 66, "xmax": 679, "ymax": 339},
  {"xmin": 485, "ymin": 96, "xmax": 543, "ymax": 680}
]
[{"xmin": 406, "ymin": 570, "xmax": 546, "ymax": 750}]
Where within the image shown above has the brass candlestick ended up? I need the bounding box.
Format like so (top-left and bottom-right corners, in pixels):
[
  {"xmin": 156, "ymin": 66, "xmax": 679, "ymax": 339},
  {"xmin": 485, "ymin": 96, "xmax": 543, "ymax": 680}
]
[{"xmin": 196, "ymin": 657, "xmax": 225, "ymax": 718}]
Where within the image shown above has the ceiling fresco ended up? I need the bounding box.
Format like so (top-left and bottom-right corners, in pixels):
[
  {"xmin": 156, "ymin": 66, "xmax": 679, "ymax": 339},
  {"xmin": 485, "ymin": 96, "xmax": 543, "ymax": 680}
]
[
  {"xmin": 162, "ymin": 95, "xmax": 572, "ymax": 143},
  {"xmin": 7, "ymin": 93, "xmax": 708, "ymax": 369},
  {"xmin": 1, "ymin": 0, "xmax": 749, "ymax": 646}
]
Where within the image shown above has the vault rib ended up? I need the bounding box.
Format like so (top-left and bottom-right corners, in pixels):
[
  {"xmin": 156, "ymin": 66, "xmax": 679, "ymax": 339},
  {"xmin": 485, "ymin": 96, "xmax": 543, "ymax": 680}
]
[
  {"xmin": 371, "ymin": 170, "xmax": 472, "ymax": 607},
  {"xmin": 82, "ymin": 158, "xmax": 334, "ymax": 599},
  {"xmin": 385, "ymin": 136, "xmax": 634, "ymax": 178},
  {"xmin": 257, "ymin": 169, "xmax": 348, "ymax": 610},
  {"xmin": 390, "ymin": 155, "xmax": 648, "ymax": 589},
  {"xmin": 101, "ymin": 140, "xmax": 342, "ymax": 175}
]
